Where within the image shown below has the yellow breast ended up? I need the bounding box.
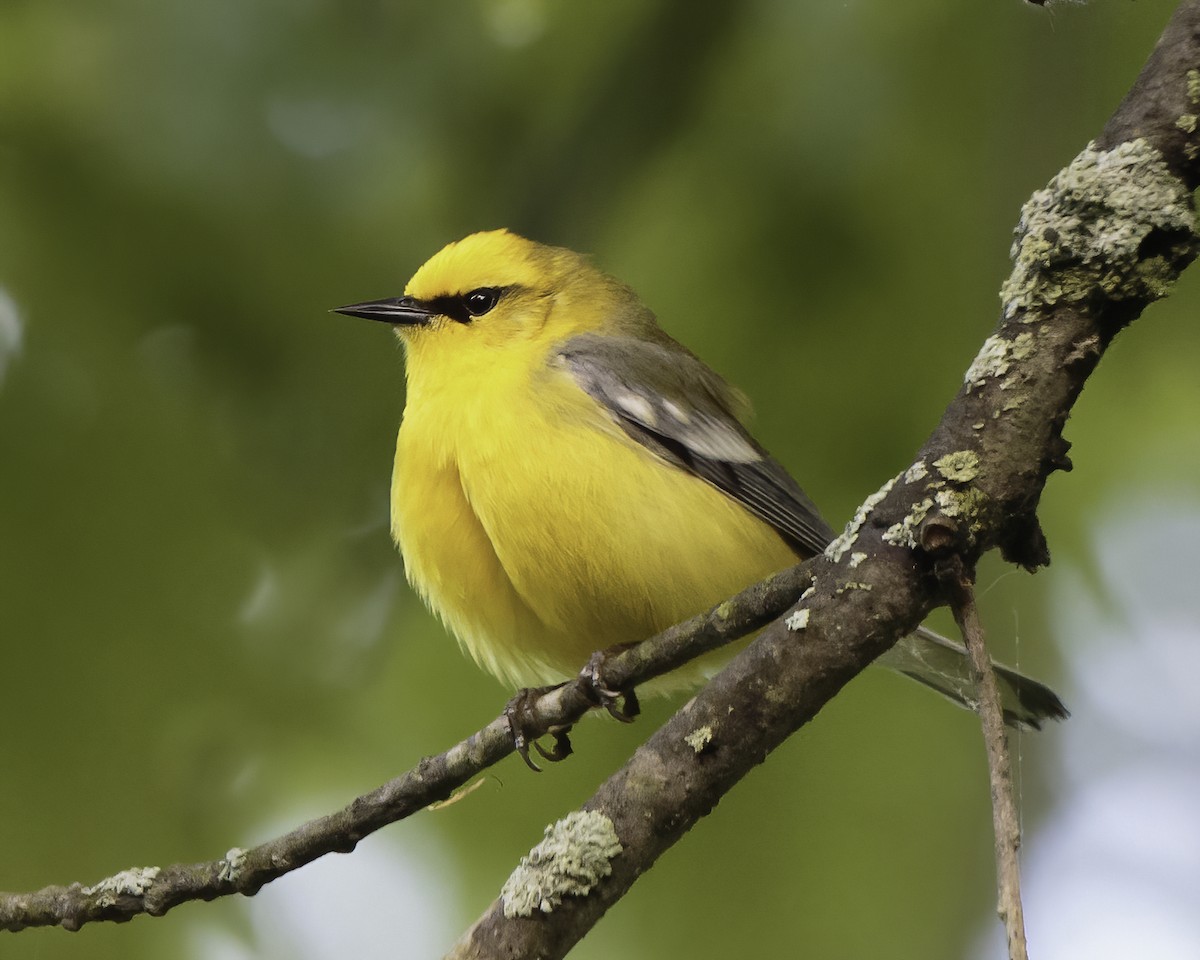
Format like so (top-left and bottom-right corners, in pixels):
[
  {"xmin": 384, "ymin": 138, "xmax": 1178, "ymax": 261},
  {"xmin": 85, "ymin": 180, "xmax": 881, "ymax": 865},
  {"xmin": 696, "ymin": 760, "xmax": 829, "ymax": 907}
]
[{"xmin": 391, "ymin": 338, "xmax": 797, "ymax": 690}]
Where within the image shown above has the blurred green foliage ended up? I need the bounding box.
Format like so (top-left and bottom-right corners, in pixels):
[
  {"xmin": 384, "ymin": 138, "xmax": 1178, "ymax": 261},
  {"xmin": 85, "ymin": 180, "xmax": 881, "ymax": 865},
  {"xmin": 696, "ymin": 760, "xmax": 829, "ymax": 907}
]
[{"xmin": 2, "ymin": 1, "xmax": 1199, "ymax": 958}]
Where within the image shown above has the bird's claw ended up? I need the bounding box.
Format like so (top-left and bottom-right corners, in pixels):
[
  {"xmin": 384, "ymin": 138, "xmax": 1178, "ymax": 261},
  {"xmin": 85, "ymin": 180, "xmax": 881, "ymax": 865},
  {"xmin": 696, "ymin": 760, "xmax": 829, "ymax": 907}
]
[
  {"xmin": 531, "ymin": 729, "xmax": 573, "ymax": 765},
  {"xmin": 579, "ymin": 646, "xmax": 641, "ymax": 723},
  {"xmin": 504, "ymin": 685, "xmax": 574, "ymax": 772}
]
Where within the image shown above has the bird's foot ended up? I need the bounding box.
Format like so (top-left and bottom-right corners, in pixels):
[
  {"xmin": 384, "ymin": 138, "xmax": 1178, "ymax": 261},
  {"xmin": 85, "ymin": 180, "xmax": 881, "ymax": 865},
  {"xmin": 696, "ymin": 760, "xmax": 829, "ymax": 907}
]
[
  {"xmin": 504, "ymin": 685, "xmax": 574, "ymax": 772},
  {"xmin": 578, "ymin": 644, "xmax": 641, "ymax": 723},
  {"xmin": 503, "ymin": 645, "xmax": 640, "ymax": 771}
]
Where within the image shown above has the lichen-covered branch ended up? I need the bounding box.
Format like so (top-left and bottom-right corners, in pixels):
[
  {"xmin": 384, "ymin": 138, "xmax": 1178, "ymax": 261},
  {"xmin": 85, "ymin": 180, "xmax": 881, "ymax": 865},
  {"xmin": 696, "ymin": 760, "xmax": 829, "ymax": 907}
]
[
  {"xmin": 0, "ymin": 561, "xmax": 810, "ymax": 933},
  {"xmin": 446, "ymin": 3, "xmax": 1200, "ymax": 956}
]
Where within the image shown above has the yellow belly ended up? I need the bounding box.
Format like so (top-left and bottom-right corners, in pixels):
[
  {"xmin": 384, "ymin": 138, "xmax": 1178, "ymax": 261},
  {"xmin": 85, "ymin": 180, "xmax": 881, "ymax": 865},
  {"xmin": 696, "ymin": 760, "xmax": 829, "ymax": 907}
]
[{"xmin": 391, "ymin": 360, "xmax": 797, "ymax": 690}]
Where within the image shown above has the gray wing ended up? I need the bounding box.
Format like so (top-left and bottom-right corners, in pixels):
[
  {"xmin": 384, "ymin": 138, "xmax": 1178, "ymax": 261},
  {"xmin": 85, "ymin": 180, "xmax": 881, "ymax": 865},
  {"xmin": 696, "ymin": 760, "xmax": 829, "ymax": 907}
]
[{"xmin": 557, "ymin": 332, "xmax": 836, "ymax": 558}]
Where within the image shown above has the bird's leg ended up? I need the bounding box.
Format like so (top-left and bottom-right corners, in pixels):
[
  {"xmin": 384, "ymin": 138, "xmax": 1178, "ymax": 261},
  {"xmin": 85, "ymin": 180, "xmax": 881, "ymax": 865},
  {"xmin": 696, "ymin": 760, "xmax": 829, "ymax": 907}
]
[
  {"xmin": 578, "ymin": 644, "xmax": 641, "ymax": 722},
  {"xmin": 504, "ymin": 686, "xmax": 574, "ymax": 772}
]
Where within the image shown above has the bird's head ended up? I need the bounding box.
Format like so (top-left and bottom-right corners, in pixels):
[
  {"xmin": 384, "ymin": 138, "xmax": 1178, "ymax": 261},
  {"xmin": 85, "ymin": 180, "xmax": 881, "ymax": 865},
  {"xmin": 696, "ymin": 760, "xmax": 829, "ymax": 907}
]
[{"xmin": 334, "ymin": 230, "xmax": 653, "ymax": 361}]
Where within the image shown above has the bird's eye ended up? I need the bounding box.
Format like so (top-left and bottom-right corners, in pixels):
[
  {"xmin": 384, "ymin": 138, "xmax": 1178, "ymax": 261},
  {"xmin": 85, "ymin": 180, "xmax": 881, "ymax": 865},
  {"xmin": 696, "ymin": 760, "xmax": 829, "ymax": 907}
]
[{"xmin": 463, "ymin": 287, "xmax": 500, "ymax": 317}]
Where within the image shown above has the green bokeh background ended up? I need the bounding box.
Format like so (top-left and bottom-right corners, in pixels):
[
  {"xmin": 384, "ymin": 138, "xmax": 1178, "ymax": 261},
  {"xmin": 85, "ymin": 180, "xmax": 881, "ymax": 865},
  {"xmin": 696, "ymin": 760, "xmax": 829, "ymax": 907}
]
[{"xmin": 2, "ymin": 1, "xmax": 1199, "ymax": 958}]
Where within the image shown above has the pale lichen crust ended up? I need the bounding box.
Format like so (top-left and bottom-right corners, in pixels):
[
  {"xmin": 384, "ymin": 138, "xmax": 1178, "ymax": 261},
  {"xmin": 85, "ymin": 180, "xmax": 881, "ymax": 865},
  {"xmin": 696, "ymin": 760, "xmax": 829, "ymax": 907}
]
[
  {"xmin": 785, "ymin": 608, "xmax": 810, "ymax": 631},
  {"xmin": 881, "ymin": 497, "xmax": 933, "ymax": 549},
  {"xmin": 1000, "ymin": 139, "xmax": 1196, "ymax": 319},
  {"xmin": 903, "ymin": 461, "xmax": 928, "ymax": 484},
  {"xmin": 82, "ymin": 866, "xmax": 161, "ymax": 908},
  {"xmin": 824, "ymin": 477, "xmax": 896, "ymax": 562},
  {"xmin": 500, "ymin": 810, "xmax": 623, "ymax": 918},
  {"xmin": 964, "ymin": 331, "xmax": 1034, "ymax": 388},
  {"xmin": 218, "ymin": 847, "xmax": 248, "ymax": 883}
]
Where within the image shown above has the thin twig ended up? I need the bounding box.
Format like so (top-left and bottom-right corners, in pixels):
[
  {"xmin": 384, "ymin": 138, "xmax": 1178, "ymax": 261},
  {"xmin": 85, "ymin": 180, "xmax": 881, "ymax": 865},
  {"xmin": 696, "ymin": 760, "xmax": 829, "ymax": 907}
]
[
  {"xmin": 0, "ymin": 562, "xmax": 811, "ymax": 934},
  {"xmin": 948, "ymin": 564, "xmax": 1029, "ymax": 960}
]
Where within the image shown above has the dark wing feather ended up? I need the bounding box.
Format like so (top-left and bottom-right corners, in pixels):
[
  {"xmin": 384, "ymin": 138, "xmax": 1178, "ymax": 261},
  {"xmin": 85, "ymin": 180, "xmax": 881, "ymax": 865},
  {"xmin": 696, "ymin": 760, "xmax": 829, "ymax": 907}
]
[{"xmin": 557, "ymin": 332, "xmax": 836, "ymax": 558}]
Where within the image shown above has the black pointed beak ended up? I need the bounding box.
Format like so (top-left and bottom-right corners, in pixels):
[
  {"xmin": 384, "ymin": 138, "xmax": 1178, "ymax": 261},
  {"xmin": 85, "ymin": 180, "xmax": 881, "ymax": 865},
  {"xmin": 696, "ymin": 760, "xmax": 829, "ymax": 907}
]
[{"xmin": 331, "ymin": 296, "xmax": 434, "ymax": 325}]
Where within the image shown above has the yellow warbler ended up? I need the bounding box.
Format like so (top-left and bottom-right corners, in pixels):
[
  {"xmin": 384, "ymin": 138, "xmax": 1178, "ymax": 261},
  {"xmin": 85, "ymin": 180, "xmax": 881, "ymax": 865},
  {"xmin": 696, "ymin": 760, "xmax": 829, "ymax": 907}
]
[{"xmin": 335, "ymin": 230, "xmax": 1065, "ymax": 731}]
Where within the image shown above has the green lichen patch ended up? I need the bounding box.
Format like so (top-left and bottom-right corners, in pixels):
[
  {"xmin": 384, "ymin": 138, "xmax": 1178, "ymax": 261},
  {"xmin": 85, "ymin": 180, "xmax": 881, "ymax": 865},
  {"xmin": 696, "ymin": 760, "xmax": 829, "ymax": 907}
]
[
  {"xmin": 1000, "ymin": 139, "xmax": 1196, "ymax": 319},
  {"xmin": 934, "ymin": 450, "xmax": 980, "ymax": 483},
  {"xmin": 1188, "ymin": 68, "xmax": 1200, "ymax": 104},
  {"xmin": 501, "ymin": 811, "xmax": 623, "ymax": 918},
  {"xmin": 684, "ymin": 725, "xmax": 714, "ymax": 753},
  {"xmin": 934, "ymin": 486, "xmax": 986, "ymax": 522},
  {"xmin": 1177, "ymin": 114, "xmax": 1198, "ymax": 134},
  {"xmin": 1010, "ymin": 331, "xmax": 1036, "ymax": 360}
]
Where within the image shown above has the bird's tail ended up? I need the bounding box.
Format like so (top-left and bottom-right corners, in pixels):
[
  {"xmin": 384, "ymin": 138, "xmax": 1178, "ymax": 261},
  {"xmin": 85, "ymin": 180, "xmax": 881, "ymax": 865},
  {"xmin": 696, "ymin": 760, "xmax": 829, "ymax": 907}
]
[{"xmin": 875, "ymin": 626, "xmax": 1069, "ymax": 730}]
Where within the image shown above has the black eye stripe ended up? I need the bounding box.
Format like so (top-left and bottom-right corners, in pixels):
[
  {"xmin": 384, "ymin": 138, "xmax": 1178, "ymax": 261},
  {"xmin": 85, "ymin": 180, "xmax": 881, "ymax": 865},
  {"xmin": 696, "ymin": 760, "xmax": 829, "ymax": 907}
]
[
  {"xmin": 428, "ymin": 294, "xmax": 472, "ymax": 324},
  {"xmin": 429, "ymin": 287, "xmax": 503, "ymax": 323}
]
